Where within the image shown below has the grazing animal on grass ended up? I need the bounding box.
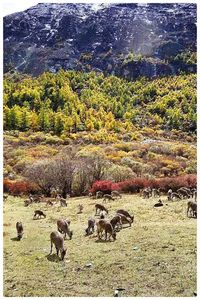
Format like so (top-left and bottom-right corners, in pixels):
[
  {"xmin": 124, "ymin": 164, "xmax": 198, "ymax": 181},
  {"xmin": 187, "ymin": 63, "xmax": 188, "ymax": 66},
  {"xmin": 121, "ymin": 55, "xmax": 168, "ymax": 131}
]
[
  {"xmin": 96, "ymin": 191, "xmax": 104, "ymax": 199},
  {"xmin": 177, "ymin": 188, "xmax": 191, "ymax": 199},
  {"xmin": 154, "ymin": 199, "xmax": 163, "ymax": 207},
  {"xmin": 95, "ymin": 204, "xmax": 108, "ymax": 215},
  {"xmin": 50, "ymin": 231, "xmax": 67, "ymax": 260},
  {"xmin": 60, "ymin": 198, "xmax": 67, "ymax": 207},
  {"xmin": 85, "ymin": 218, "xmax": 96, "ymax": 235},
  {"xmin": 103, "ymin": 194, "xmax": 114, "ymax": 202},
  {"xmin": 143, "ymin": 187, "xmax": 151, "ymax": 198},
  {"xmin": 96, "ymin": 219, "xmax": 116, "ymax": 241},
  {"xmin": 116, "ymin": 209, "xmax": 134, "ymax": 223},
  {"xmin": 187, "ymin": 201, "xmax": 197, "ymax": 218},
  {"xmin": 24, "ymin": 199, "xmax": 31, "ymax": 207},
  {"xmin": 77, "ymin": 204, "xmax": 83, "ymax": 213},
  {"xmin": 33, "ymin": 210, "xmax": 46, "ymax": 219},
  {"xmin": 193, "ymin": 190, "xmax": 197, "ymax": 201},
  {"xmin": 110, "ymin": 215, "xmax": 123, "ymax": 230},
  {"xmin": 57, "ymin": 219, "xmax": 73, "ymax": 240},
  {"xmin": 16, "ymin": 222, "xmax": 24, "ymax": 240},
  {"xmin": 116, "ymin": 214, "xmax": 132, "ymax": 227},
  {"xmin": 46, "ymin": 199, "xmax": 54, "ymax": 206},
  {"xmin": 169, "ymin": 192, "xmax": 182, "ymax": 201},
  {"xmin": 111, "ymin": 190, "xmax": 122, "ymax": 199},
  {"xmin": 152, "ymin": 188, "xmax": 160, "ymax": 198},
  {"xmin": 3, "ymin": 195, "xmax": 8, "ymax": 201}
]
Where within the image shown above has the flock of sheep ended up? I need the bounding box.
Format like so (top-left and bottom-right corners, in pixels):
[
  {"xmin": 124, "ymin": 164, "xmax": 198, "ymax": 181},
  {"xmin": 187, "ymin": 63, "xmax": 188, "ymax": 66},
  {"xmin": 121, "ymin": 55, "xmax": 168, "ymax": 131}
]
[{"xmin": 6, "ymin": 184, "xmax": 197, "ymax": 262}]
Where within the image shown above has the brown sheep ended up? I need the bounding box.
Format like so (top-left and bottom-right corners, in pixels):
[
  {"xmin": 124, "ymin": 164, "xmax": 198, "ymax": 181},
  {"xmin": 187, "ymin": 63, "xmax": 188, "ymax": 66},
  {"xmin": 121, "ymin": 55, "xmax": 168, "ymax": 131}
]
[
  {"xmin": 111, "ymin": 190, "xmax": 122, "ymax": 199},
  {"xmin": 57, "ymin": 219, "xmax": 73, "ymax": 240},
  {"xmin": 187, "ymin": 201, "xmax": 197, "ymax": 218},
  {"xmin": 46, "ymin": 199, "xmax": 54, "ymax": 206},
  {"xmin": 110, "ymin": 215, "xmax": 122, "ymax": 230},
  {"xmin": 85, "ymin": 217, "xmax": 96, "ymax": 235},
  {"xmin": 116, "ymin": 209, "xmax": 134, "ymax": 223},
  {"xmin": 95, "ymin": 204, "xmax": 108, "ymax": 215},
  {"xmin": 50, "ymin": 231, "xmax": 67, "ymax": 260},
  {"xmin": 116, "ymin": 213, "xmax": 132, "ymax": 227},
  {"xmin": 60, "ymin": 198, "xmax": 68, "ymax": 207},
  {"xmin": 96, "ymin": 219, "xmax": 116, "ymax": 241},
  {"xmin": 16, "ymin": 222, "xmax": 24, "ymax": 240},
  {"xmin": 168, "ymin": 192, "xmax": 182, "ymax": 200},
  {"xmin": 96, "ymin": 191, "xmax": 104, "ymax": 199},
  {"xmin": 177, "ymin": 188, "xmax": 191, "ymax": 199},
  {"xmin": 3, "ymin": 195, "xmax": 8, "ymax": 201},
  {"xmin": 77, "ymin": 204, "xmax": 83, "ymax": 214},
  {"xmin": 33, "ymin": 210, "xmax": 46, "ymax": 219},
  {"xmin": 24, "ymin": 199, "xmax": 31, "ymax": 207},
  {"xmin": 103, "ymin": 194, "xmax": 114, "ymax": 202}
]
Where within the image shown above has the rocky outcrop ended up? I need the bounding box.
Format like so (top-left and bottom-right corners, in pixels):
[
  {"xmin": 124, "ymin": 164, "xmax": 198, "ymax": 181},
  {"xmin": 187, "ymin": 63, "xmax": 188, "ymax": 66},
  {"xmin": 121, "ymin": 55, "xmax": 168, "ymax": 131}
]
[{"xmin": 3, "ymin": 3, "xmax": 196, "ymax": 78}]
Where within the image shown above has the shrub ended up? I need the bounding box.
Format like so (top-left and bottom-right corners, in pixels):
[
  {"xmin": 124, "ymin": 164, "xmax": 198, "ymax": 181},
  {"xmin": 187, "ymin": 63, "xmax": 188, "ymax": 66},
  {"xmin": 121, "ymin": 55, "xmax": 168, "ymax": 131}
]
[
  {"xmin": 90, "ymin": 180, "xmax": 120, "ymax": 194},
  {"xmin": 4, "ymin": 180, "xmax": 40, "ymax": 195},
  {"xmin": 156, "ymin": 174, "xmax": 197, "ymax": 192},
  {"xmin": 119, "ymin": 178, "xmax": 149, "ymax": 193},
  {"xmin": 3, "ymin": 179, "xmax": 12, "ymax": 193}
]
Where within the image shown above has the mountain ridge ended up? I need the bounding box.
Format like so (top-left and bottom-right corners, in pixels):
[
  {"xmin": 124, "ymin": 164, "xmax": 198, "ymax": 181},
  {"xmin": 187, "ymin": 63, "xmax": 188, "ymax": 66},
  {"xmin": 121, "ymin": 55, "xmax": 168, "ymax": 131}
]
[{"xmin": 4, "ymin": 3, "xmax": 197, "ymax": 78}]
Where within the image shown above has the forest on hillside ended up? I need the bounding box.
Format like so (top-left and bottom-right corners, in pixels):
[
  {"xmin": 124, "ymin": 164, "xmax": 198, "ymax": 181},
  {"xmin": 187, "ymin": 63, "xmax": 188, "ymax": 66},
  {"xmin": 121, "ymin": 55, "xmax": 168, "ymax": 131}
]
[{"xmin": 4, "ymin": 71, "xmax": 196, "ymax": 137}]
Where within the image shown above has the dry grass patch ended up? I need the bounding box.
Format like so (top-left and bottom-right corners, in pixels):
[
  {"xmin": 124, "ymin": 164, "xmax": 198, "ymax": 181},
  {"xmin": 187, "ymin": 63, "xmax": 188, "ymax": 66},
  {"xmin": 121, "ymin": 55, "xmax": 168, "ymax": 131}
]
[{"xmin": 3, "ymin": 195, "xmax": 196, "ymax": 297}]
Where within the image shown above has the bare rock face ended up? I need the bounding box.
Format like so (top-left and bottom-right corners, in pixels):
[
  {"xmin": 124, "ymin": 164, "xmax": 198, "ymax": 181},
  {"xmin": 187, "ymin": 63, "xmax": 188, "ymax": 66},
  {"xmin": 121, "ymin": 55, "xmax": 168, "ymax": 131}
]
[{"xmin": 3, "ymin": 3, "xmax": 196, "ymax": 78}]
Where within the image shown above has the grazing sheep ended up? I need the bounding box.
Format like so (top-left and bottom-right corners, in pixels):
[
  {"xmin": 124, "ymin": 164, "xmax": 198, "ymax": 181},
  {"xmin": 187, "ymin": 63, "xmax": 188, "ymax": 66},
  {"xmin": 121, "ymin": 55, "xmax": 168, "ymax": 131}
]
[
  {"xmin": 96, "ymin": 219, "xmax": 116, "ymax": 241},
  {"xmin": 60, "ymin": 198, "xmax": 67, "ymax": 207},
  {"xmin": 187, "ymin": 201, "xmax": 197, "ymax": 218},
  {"xmin": 96, "ymin": 191, "xmax": 104, "ymax": 199},
  {"xmin": 33, "ymin": 210, "xmax": 46, "ymax": 219},
  {"xmin": 111, "ymin": 190, "xmax": 122, "ymax": 199},
  {"xmin": 57, "ymin": 219, "xmax": 73, "ymax": 240},
  {"xmin": 116, "ymin": 213, "xmax": 132, "ymax": 227},
  {"xmin": 167, "ymin": 189, "xmax": 173, "ymax": 198},
  {"xmin": 85, "ymin": 218, "xmax": 96, "ymax": 235},
  {"xmin": 177, "ymin": 188, "xmax": 191, "ymax": 199},
  {"xmin": 16, "ymin": 222, "xmax": 24, "ymax": 240},
  {"xmin": 46, "ymin": 199, "xmax": 54, "ymax": 206},
  {"xmin": 77, "ymin": 204, "xmax": 83, "ymax": 214},
  {"xmin": 110, "ymin": 215, "xmax": 122, "ymax": 230},
  {"xmin": 3, "ymin": 195, "xmax": 8, "ymax": 201},
  {"xmin": 154, "ymin": 199, "xmax": 163, "ymax": 207},
  {"xmin": 168, "ymin": 192, "xmax": 182, "ymax": 200},
  {"xmin": 193, "ymin": 190, "xmax": 197, "ymax": 201},
  {"xmin": 24, "ymin": 199, "xmax": 31, "ymax": 207},
  {"xmin": 116, "ymin": 209, "xmax": 134, "ymax": 223},
  {"xmin": 152, "ymin": 188, "xmax": 160, "ymax": 198},
  {"xmin": 103, "ymin": 194, "xmax": 114, "ymax": 202},
  {"xmin": 95, "ymin": 204, "xmax": 108, "ymax": 215},
  {"xmin": 50, "ymin": 231, "xmax": 67, "ymax": 260},
  {"xmin": 143, "ymin": 188, "xmax": 151, "ymax": 198}
]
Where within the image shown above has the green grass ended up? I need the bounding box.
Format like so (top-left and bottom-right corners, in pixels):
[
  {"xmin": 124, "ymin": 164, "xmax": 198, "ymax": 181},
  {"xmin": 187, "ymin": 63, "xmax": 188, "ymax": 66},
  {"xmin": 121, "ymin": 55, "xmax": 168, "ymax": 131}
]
[{"xmin": 3, "ymin": 195, "xmax": 196, "ymax": 297}]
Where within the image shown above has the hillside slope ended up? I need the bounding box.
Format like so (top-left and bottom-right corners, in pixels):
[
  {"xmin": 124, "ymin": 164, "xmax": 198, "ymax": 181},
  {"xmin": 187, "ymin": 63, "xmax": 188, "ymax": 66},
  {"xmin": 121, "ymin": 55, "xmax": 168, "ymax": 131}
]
[{"xmin": 4, "ymin": 3, "xmax": 196, "ymax": 78}]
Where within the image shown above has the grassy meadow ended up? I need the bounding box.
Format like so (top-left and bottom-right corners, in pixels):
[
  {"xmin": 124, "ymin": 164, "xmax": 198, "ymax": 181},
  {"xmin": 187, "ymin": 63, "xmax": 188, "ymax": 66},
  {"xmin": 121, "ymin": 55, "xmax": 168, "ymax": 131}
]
[{"xmin": 3, "ymin": 194, "xmax": 196, "ymax": 297}]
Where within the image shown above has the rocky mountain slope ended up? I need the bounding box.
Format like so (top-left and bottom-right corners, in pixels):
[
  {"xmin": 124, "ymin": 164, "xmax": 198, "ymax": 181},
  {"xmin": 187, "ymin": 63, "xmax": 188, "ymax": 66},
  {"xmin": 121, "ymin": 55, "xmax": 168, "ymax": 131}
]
[{"xmin": 4, "ymin": 3, "xmax": 196, "ymax": 78}]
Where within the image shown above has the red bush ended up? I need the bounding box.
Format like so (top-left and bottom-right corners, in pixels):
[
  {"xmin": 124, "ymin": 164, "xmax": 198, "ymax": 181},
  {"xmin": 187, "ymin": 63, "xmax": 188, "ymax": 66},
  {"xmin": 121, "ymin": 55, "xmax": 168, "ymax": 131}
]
[
  {"xmin": 156, "ymin": 174, "xmax": 197, "ymax": 192},
  {"xmin": 3, "ymin": 179, "xmax": 12, "ymax": 193},
  {"xmin": 3, "ymin": 179, "xmax": 39, "ymax": 196},
  {"xmin": 89, "ymin": 174, "xmax": 197, "ymax": 195},
  {"xmin": 90, "ymin": 180, "xmax": 120, "ymax": 194},
  {"xmin": 119, "ymin": 178, "xmax": 149, "ymax": 193}
]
